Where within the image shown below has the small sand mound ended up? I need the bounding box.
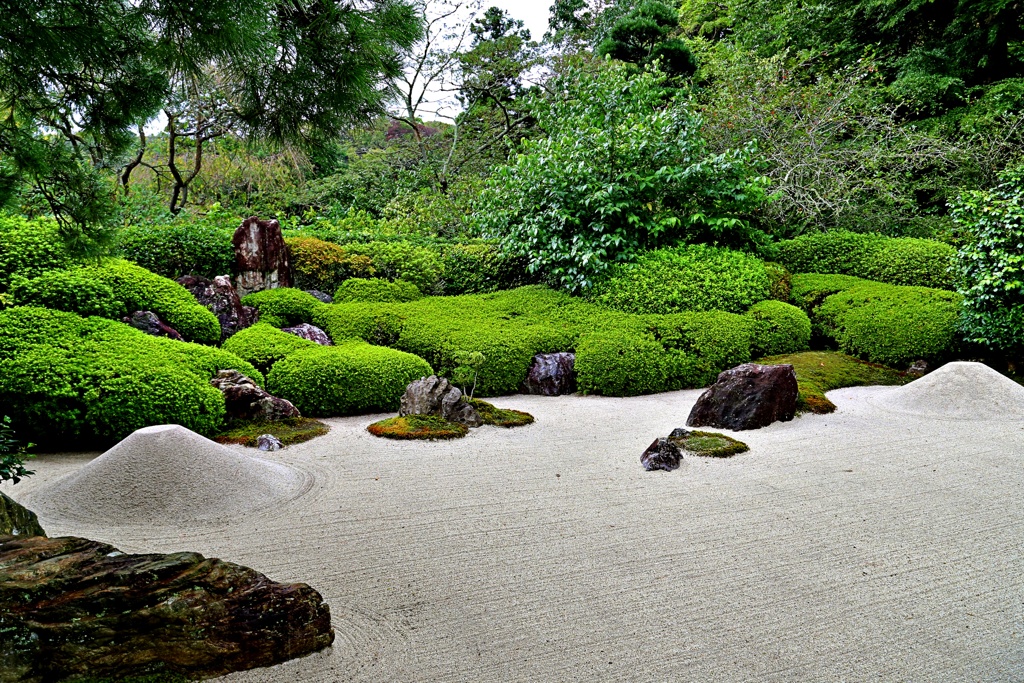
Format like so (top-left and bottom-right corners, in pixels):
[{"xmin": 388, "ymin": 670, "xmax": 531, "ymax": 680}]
[
  {"xmin": 872, "ymin": 361, "xmax": 1024, "ymax": 420},
  {"xmin": 29, "ymin": 424, "xmax": 310, "ymax": 525}
]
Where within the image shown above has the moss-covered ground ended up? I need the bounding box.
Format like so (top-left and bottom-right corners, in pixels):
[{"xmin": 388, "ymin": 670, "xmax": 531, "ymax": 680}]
[
  {"xmin": 759, "ymin": 351, "xmax": 909, "ymax": 414},
  {"xmin": 214, "ymin": 417, "xmax": 329, "ymax": 447},
  {"xmin": 367, "ymin": 415, "xmax": 469, "ymax": 440},
  {"xmin": 469, "ymin": 399, "xmax": 535, "ymax": 428},
  {"xmin": 669, "ymin": 430, "xmax": 749, "ymax": 457}
]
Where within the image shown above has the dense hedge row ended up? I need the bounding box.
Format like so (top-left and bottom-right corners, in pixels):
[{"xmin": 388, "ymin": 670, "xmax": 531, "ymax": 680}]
[
  {"xmin": 776, "ymin": 231, "xmax": 956, "ymax": 289},
  {"xmin": 116, "ymin": 221, "xmax": 235, "ymax": 279},
  {"xmin": 0, "ymin": 307, "xmax": 261, "ymax": 445},
  {"xmin": 334, "ymin": 278, "xmax": 422, "ymax": 303},
  {"xmin": 0, "ymin": 216, "xmax": 70, "ymax": 290},
  {"xmin": 10, "ymin": 270, "xmax": 126, "ymax": 319}
]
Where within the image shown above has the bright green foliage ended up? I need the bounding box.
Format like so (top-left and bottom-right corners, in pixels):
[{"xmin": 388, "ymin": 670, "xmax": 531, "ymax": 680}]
[
  {"xmin": 0, "ymin": 307, "xmax": 260, "ymax": 445},
  {"xmin": 950, "ymin": 166, "xmax": 1024, "ymax": 356},
  {"xmin": 776, "ymin": 231, "xmax": 956, "ymax": 289},
  {"xmin": 82, "ymin": 260, "xmax": 221, "ymax": 344},
  {"xmin": 596, "ymin": 0, "xmax": 697, "ymax": 77},
  {"xmin": 0, "ymin": 415, "xmax": 33, "ymax": 484},
  {"xmin": 816, "ymin": 284, "xmax": 963, "ymax": 366},
  {"xmin": 761, "ymin": 350, "xmax": 909, "ymax": 414},
  {"xmin": 591, "ymin": 244, "xmax": 771, "ymax": 314},
  {"xmin": 0, "ymin": 216, "xmax": 70, "ymax": 291},
  {"xmin": 334, "ymin": 279, "xmax": 422, "ymax": 304},
  {"xmin": 745, "ymin": 300, "xmax": 811, "ymax": 357},
  {"xmin": 222, "ymin": 323, "xmax": 319, "ymax": 375},
  {"xmin": 10, "ymin": 270, "xmax": 125, "ymax": 319},
  {"xmin": 241, "ymin": 288, "xmax": 325, "ymax": 328},
  {"xmin": 789, "ymin": 273, "xmax": 873, "ymax": 315},
  {"xmin": 268, "ymin": 343, "xmax": 432, "ymax": 416},
  {"xmin": 475, "ymin": 58, "xmax": 767, "ymax": 292},
  {"xmin": 116, "ymin": 219, "xmax": 236, "ymax": 279},
  {"xmin": 286, "ymin": 236, "xmax": 376, "ymax": 293}
]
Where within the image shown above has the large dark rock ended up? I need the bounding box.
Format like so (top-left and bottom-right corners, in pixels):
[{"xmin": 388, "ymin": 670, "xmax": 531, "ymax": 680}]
[
  {"xmin": 640, "ymin": 438, "xmax": 682, "ymax": 472},
  {"xmin": 686, "ymin": 363, "xmax": 798, "ymax": 431},
  {"xmin": 0, "ymin": 534, "xmax": 333, "ymax": 681},
  {"xmin": 124, "ymin": 310, "xmax": 183, "ymax": 341},
  {"xmin": 176, "ymin": 274, "xmax": 255, "ymax": 341},
  {"xmin": 210, "ymin": 370, "xmax": 301, "ymax": 422},
  {"xmin": 233, "ymin": 216, "xmax": 293, "ymax": 297},
  {"xmin": 281, "ymin": 323, "xmax": 333, "ymax": 346},
  {"xmin": 522, "ymin": 352, "xmax": 577, "ymax": 396},
  {"xmin": 0, "ymin": 493, "xmax": 44, "ymax": 538},
  {"xmin": 399, "ymin": 375, "xmax": 483, "ymax": 427}
]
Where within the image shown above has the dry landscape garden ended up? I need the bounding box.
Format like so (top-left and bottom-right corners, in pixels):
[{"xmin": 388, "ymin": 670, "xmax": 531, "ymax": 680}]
[{"xmin": 1, "ymin": 0, "xmax": 1023, "ymax": 680}]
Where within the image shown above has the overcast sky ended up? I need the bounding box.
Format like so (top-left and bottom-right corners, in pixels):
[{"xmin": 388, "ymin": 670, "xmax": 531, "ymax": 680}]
[{"xmin": 488, "ymin": 0, "xmax": 552, "ymax": 40}]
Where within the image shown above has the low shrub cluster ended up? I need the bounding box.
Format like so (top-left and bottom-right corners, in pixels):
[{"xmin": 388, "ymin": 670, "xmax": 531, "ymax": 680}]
[
  {"xmin": 240, "ymin": 288, "xmax": 324, "ymax": 328},
  {"xmin": 286, "ymin": 236, "xmax": 375, "ymax": 293},
  {"xmin": 591, "ymin": 244, "xmax": 772, "ymax": 315},
  {"xmin": 333, "ymin": 278, "xmax": 422, "ymax": 303},
  {"xmin": 776, "ymin": 231, "xmax": 956, "ymax": 289},
  {"xmin": 745, "ymin": 300, "xmax": 812, "ymax": 358},
  {"xmin": 115, "ymin": 220, "xmax": 235, "ymax": 279},
  {"xmin": 222, "ymin": 323, "xmax": 319, "ymax": 375},
  {"xmin": 0, "ymin": 307, "xmax": 260, "ymax": 446},
  {"xmin": 10, "ymin": 271, "xmax": 125, "ymax": 319},
  {"xmin": 0, "ymin": 216, "xmax": 71, "ymax": 291}
]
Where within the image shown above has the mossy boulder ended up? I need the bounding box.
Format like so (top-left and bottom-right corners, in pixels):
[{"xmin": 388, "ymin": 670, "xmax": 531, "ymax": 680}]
[
  {"xmin": 668, "ymin": 428, "xmax": 749, "ymax": 458},
  {"xmin": 0, "ymin": 493, "xmax": 44, "ymax": 537},
  {"xmin": 468, "ymin": 399, "xmax": 534, "ymax": 428}
]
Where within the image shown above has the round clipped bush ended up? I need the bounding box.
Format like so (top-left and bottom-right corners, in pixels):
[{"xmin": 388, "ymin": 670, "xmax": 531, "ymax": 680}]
[
  {"xmin": 82, "ymin": 259, "xmax": 221, "ymax": 344},
  {"xmin": 860, "ymin": 238, "xmax": 956, "ymax": 289},
  {"xmin": 116, "ymin": 221, "xmax": 234, "ymax": 279},
  {"xmin": 340, "ymin": 241, "xmax": 442, "ymax": 294},
  {"xmin": 745, "ymin": 300, "xmax": 812, "ymax": 358},
  {"xmin": 268, "ymin": 343, "xmax": 433, "ymax": 416},
  {"xmin": 286, "ymin": 236, "xmax": 375, "ymax": 293},
  {"xmin": 575, "ymin": 327, "xmax": 668, "ymax": 396},
  {"xmin": 10, "ymin": 270, "xmax": 125, "ymax": 319},
  {"xmin": 776, "ymin": 230, "xmax": 885, "ymax": 276},
  {"xmin": 0, "ymin": 216, "xmax": 70, "ymax": 290},
  {"xmin": 438, "ymin": 242, "xmax": 533, "ymax": 295},
  {"xmin": 241, "ymin": 288, "xmax": 324, "ymax": 328},
  {"xmin": 222, "ymin": 322, "xmax": 319, "ymax": 374},
  {"xmin": 591, "ymin": 244, "xmax": 771, "ymax": 315},
  {"xmin": 816, "ymin": 284, "xmax": 962, "ymax": 366},
  {"xmin": 334, "ymin": 278, "xmax": 422, "ymax": 303}
]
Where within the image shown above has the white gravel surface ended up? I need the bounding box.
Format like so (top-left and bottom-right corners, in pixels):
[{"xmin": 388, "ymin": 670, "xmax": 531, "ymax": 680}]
[{"xmin": 5, "ymin": 367, "xmax": 1024, "ymax": 682}]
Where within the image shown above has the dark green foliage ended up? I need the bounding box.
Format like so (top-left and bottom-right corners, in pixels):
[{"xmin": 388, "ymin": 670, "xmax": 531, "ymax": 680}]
[
  {"xmin": 668, "ymin": 430, "xmax": 749, "ymax": 457},
  {"xmin": 468, "ymin": 399, "xmax": 535, "ymax": 428},
  {"xmin": 221, "ymin": 323, "xmax": 319, "ymax": 375},
  {"xmin": 10, "ymin": 270, "xmax": 125, "ymax": 319},
  {"xmin": 0, "ymin": 216, "xmax": 71, "ymax": 291},
  {"xmin": 438, "ymin": 242, "xmax": 535, "ymax": 295},
  {"xmin": 215, "ymin": 417, "xmax": 329, "ymax": 447},
  {"xmin": 950, "ymin": 165, "xmax": 1024, "ymax": 357},
  {"xmin": 268, "ymin": 343, "xmax": 432, "ymax": 416},
  {"xmin": 82, "ymin": 260, "xmax": 221, "ymax": 344},
  {"xmin": 745, "ymin": 300, "xmax": 811, "ymax": 357},
  {"xmin": 764, "ymin": 262, "xmax": 792, "ymax": 301},
  {"xmin": 240, "ymin": 288, "xmax": 325, "ymax": 328},
  {"xmin": 761, "ymin": 350, "xmax": 909, "ymax": 414},
  {"xmin": 286, "ymin": 236, "xmax": 376, "ymax": 293},
  {"xmin": 115, "ymin": 220, "xmax": 235, "ymax": 279},
  {"xmin": 816, "ymin": 284, "xmax": 962, "ymax": 366},
  {"xmin": 789, "ymin": 273, "xmax": 873, "ymax": 317},
  {"xmin": 366, "ymin": 414, "xmax": 468, "ymax": 440},
  {"xmin": 776, "ymin": 231, "xmax": 956, "ymax": 289},
  {"xmin": 0, "ymin": 415, "xmax": 34, "ymax": 484},
  {"xmin": 340, "ymin": 241, "xmax": 442, "ymax": 294},
  {"xmin": 591, "ymin": 244, "xmax": 771, "ymax": 314},
  {"xmin": 333, "ymin": 279, "xmax": 422, "ymax": 304},
  {"xmin": 596, "ymin": 0, "xmax": 697, "ymax": 77},
  {"xmin": 0, "ymin": 307, "xmax": 261, "ymax": 445}
]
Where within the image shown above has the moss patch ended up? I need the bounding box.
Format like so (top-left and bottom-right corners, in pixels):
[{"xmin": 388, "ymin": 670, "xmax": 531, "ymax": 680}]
[
  {"xmin": 214, "ymin": 417, "xmax": 329, "ymax": 447},
  {"xmin": 469, "ymin": 399, "xmax": 535, "ymax": 428},
  {"xmin": 669, "ymin": 430, "xmax": 749, "ymax": 457},
  {"xmin": 367, "ymin": 414, "xmax": 468, "ymax": 440},
  {"xmin": 759, "ymin": 350, "xmax": 909, "ymax": 414}
]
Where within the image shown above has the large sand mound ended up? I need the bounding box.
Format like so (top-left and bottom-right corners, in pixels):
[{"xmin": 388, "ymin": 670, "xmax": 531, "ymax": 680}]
[
  {"xmin": 871, "ymin": 361, "xmax": 1024, "ymax": 420},
  {"xmin": 28, "ymin": 424, "xmax": 309, "ymax": 524}
]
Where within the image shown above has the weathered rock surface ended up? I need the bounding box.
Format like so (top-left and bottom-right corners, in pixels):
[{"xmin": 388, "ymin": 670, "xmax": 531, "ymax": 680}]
[
  {"xmin": 282, "ymin": 323, "xmax": 333, "ymax": 346},
  {"xmin": 687, "ymin": 363, "xmax": 798, "ymax": 431},
  {"xmin": 522, "ymin": 352, "xmax": 577, "ymax": 396},
  {"xmin": 233, "ymin": 216, "xmax": 292, "ymax": 297},
  {"xmin": 0, "ymin": 493, "xmax": 44, "ymax": 538},
  {"xmin": 124, "ymin": 310, "xmax": 183, "ymax": 341},
  {"xmin": 210, "ymin": 370, "xmax": 301, "ymax": 422},
  {"xmin": 257, "ymin": 434, "xmax": 283, "ymax": 451},
  {"xmin": 0, "ymin": 534, "xmax": 334, "ymax": 682},
  {"xmin": 176, "ymin": 274, "xmax": 256, "ymax": 341},
  {"xmin": 906, "ymin": 359, "xmax": 932, "ymax": 377},
  {"xmin": 400, "ymin": 375, "xmax": 483, "ymax": 427},
  {"xmin": 305, "ymin": 289, "xmax": 334, "ymax": 303},
  {"xmin": 640, "ymin": 438, "xmax": 682, "ymax": 472}
]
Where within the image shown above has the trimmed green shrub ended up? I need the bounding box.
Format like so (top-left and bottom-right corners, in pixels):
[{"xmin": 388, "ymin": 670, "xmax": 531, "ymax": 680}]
[
  {"xmin": 115, "ymin": 221, "xmax": 234, "ymax": 279},
  {"xmin": 286, "ymin": 236, "xmax": 375, "ymax": 293},
  {"xmin": 0, "ymin": 216, "xmax": 71, "ymax": 290},
  {"xmin": 789, "ymin": 273, "xmax": 872, "ymax": 314},
  {"xmin": 334, "ymin": 278, "xmax": 422, "ymax": 303},
  {"xmin": 10, "ymin": 270, "xmax": 125, "ymax": 319},
  {"xmin": 241, "ymin": 288, "xmax": 324, "ymax": 328},
  {"xmin": 0, "ymin": 307, "xmax": 261, "ymax": 445},
  {"xmin": 776, "ymin": 230, "xmax": 885, "ymax": 276},
  {"xmin": 268, "ymin": 343, "xmax": 432, "ymax": 416},
  {"xmin": 816, "ymin": 283, "xmax": 962, "ymax": 366},
  {"xmin": 340, "ymin": 241, "xmax": 442, "ymax": 294},
  {"xmin": 222, "ymin": 323, "xmax": 319, "ymax": 374},
  {"xmin": 746, "ymin": 300, "xmax": 812, "ymax": 357},
  {"xmin": 438, "ymin": 242, "xmax": 534, "ymax": 295},
  {"xmin": 575, "ymin": 326, "xmax": 668, "ymax": 396},
  {"xmin": 81, "ymin": 260, "xmax": 221, "ymax": 344},
  {"xmin": 313, "ymin": 302, "xmax": 406, "ymax": 346},
  {"xmin": 591, "ymin": 244, "xmax": 771, "ymax": 315}
]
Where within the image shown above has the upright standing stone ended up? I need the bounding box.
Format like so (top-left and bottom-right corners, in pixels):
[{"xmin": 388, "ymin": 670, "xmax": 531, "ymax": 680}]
[{"xmin": 233, "ymin": 216, "xmax": 292, "ymax": 298}]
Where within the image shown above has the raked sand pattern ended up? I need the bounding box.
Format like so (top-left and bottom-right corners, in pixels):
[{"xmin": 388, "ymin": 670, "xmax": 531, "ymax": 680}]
[{"xmin": 4, "ymin": 369, "xmax": 1024, "ymax": 682}]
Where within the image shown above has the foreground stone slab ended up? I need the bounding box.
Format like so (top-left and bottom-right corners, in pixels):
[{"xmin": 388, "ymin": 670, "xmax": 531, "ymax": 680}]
[
  {"xmin": 0, "ymin": 493, "xmax": 44, "ymax": 538},
  {"xmin": 687, "ymin": 363, "xmax": 798, "ymax": 431},
  {"xmin": 0, "ymin": 535, "xmax": 334, "ymax": 682}
]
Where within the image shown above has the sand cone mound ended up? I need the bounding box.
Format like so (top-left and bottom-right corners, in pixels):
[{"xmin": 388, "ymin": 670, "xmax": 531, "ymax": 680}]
[
  {"xmin": 872, "ymin": 361, "xmax": 1024, "ymax": 420},
  {"xmin": 29, "ymin": 424, "xmax": 310, "ymax": 525}
]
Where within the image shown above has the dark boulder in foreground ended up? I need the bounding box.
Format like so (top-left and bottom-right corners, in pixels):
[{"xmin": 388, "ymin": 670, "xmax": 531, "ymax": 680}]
[
  {"xmin": 0, "ymin": 493, "xmax": 44, "ymax": 538},
  {"xmin": 641, "ymin": 437, "xmax": 682, "ymax": 472},
  {"xmin": 176, "ymin": 274, "xmax": 256, "ymax": 342},
  {"xmin": 522, "ymin": 352, "xmax": 577, "ymax": 396},
  {"xmin": 400, "ymin": 375, "xmax": 482, "ymax": 427},
  {"xmin": 687, "ymin": 363, "xmax": 798, "ymax": 431},
  {"xmin": 0, "ymin": 534, "xmax": 334, "ymax": 682},
  {"xmin": 124, "ymin": 310, "xmax": 183, "ymax": 340},
  {"xmin": 210, "ymin": 369, "xmax": 301, "ymax": 423}
]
